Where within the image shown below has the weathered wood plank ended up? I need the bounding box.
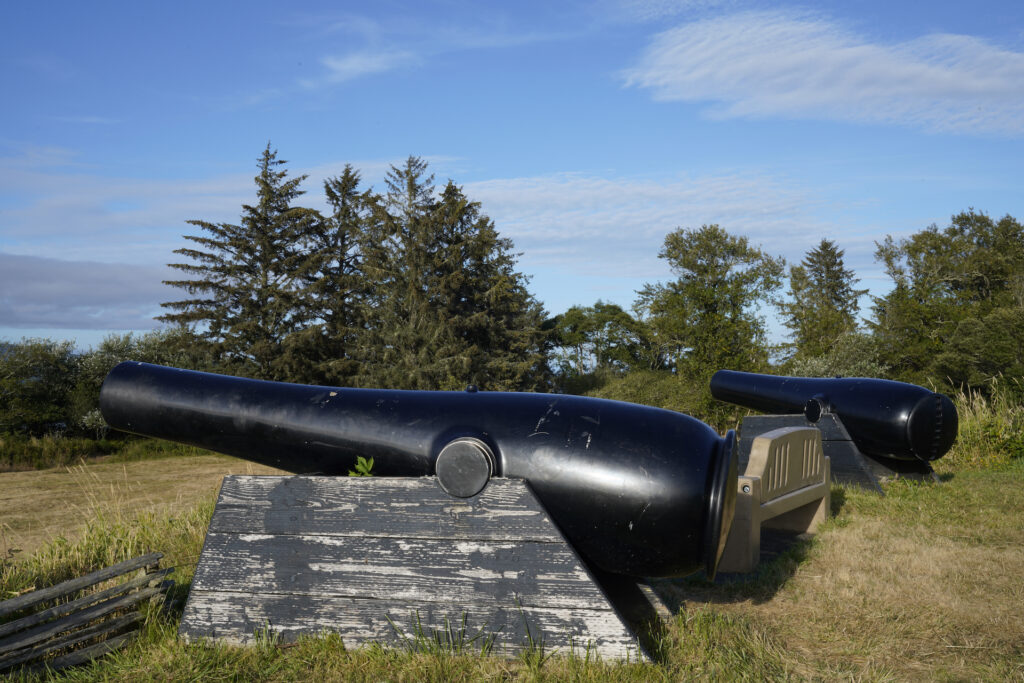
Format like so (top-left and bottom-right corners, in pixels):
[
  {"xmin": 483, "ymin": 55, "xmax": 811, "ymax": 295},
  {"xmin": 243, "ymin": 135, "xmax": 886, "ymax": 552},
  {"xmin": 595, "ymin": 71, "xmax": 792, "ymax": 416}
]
[
  {"xmin": 183, "ymin": 476, "xmax": 645, "ymax": 660},
  {"xmin": 0, "ymin": 586, "xmax": 162, "ymax": 657},
  {"xmin": 192, "ymin": 533, "xmax": 606, "ymax": 610},
  {"xmin": 180, "ymin": 589, "xmax": 640, "ymax": 660},
  {"xmin": 35, "ymin": 631, "xmax": 138, "ymax": 672},
  {"xmin": 211, "ymin": 476, "xmax": 563, "ymax": 542},
  {"xmin": 0, "ymin": 567, "xmax": 172, "ymax": 640},
  {"xmin": 0, "ymin": 553, "xmax": 163, "ymax": 619},
  {"xmin": 0, "ymin": 613, "xmax": 141, "ymax": 672}
]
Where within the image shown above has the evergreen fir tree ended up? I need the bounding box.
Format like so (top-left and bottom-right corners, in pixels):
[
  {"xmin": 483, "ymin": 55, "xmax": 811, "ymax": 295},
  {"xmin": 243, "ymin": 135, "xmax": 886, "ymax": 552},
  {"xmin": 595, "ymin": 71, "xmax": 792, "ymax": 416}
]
[
  {"xmin": 778, "ymin": 239, "xmax": 867, "ymax": 359},
  {"xmin": 356, "ymin": 157, "xmax": 548, "ymax": 390},
  {"xmin": 279, "ymin": 166, "xmax": 377, "ymax": 384},
  {"xmin": 159, "ymin": 144, "xmax": 318, "ymax": 379}
]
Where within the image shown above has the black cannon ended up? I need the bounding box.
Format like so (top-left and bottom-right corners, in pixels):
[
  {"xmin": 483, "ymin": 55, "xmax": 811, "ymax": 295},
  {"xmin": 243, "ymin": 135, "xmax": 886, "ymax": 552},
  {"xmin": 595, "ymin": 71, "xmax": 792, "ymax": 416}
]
[
  {"xmin": 710, "ymin": 370, "xmax": 958, "ymax": 462},
  {"xmin": 100, "ymin": 362, "xmax": 739, "ymax": 579}
]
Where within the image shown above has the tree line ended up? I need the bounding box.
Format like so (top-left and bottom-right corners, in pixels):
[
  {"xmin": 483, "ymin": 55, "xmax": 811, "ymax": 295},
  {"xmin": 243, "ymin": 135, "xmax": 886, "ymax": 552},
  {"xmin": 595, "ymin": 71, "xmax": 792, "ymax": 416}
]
[
  {"xmin": 158, "ymin": 147, "xmax": 549, "ymax": 391},
  {"xmin": 2, "ymin": 145, "xmax": 1022, "ymax": 436}
]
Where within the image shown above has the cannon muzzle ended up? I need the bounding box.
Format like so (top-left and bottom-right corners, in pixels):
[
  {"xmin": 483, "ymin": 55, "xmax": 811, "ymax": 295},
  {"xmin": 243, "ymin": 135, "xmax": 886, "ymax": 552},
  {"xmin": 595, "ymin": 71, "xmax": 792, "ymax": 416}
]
[
  {"xmin": 710, "ymin": 370, "xmax": 958, "ymax": 462},
  {"xmin": 101, "ymin": 362, "xmax": 738, "ymax": 579}
]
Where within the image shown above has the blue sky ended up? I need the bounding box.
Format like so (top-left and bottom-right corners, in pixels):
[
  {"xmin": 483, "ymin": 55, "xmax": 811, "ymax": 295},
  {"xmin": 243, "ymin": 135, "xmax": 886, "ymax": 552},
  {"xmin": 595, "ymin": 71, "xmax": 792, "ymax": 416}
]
[{"xmin": 2, "ymin": 0, "xmax": 1022, "ymax": 349}]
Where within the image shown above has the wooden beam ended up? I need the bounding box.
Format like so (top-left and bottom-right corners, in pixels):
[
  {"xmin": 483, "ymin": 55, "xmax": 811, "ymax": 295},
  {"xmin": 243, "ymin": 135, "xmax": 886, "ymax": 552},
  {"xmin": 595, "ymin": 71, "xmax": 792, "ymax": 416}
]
[
  {"xmin": 0, "ymin": 553, "xmax": 162, "ymax": 619},
  {"xmin": 0, "ymin": 613, "xmax": 141, "ymax": 672},
  {"xmin": 0, "ymin": 585, "xmax": 162, "ymax": 657},
  {"xmin": 0, "ymin": 567, "xmax": 172, "ymax": 640}
]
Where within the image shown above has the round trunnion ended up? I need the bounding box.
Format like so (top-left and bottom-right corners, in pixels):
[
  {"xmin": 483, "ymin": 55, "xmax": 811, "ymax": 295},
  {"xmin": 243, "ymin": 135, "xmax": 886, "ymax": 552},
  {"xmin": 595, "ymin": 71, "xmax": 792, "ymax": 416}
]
[{"xmin": 435, "ymin": 437, "xmax": 494, "ymax": 498}]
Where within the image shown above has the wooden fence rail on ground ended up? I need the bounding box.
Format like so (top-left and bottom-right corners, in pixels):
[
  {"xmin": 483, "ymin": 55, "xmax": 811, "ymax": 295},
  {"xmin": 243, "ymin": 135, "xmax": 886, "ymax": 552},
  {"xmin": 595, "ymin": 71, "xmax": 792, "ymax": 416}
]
[{"xmin": 0, "ymin": 552, "xmax": 173, "ymax": 674}]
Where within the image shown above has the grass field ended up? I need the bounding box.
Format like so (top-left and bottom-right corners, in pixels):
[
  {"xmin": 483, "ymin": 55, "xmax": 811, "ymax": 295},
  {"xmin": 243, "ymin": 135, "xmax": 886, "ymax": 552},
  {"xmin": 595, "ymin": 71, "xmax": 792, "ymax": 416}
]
[
  {"xmin": 1, "ymin": 453, "xmax": 284, "ymax": 559},
  {"xmin": 1, "ymin": 427, "xmax": 1022, "ymax": 680}
]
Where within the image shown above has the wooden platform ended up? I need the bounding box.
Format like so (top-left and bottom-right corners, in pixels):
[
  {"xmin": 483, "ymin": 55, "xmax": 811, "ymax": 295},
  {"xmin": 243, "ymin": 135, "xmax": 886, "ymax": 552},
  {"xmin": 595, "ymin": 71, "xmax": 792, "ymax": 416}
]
[{"xmin": 180, "ymin": 476, "xmax": 644, "ymax": 660}]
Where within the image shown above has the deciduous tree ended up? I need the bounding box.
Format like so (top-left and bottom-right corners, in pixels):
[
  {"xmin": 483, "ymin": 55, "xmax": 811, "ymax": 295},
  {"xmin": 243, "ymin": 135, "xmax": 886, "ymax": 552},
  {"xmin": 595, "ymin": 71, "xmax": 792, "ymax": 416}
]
[
  {"xmin": 870, "ymin": 209, "xmax": 1024, "ymax": 388},
  {"xmin": 635, "ymin": 224, "xmax": 784, "ymax": 377},
  {"xmin": 0, "ymin": 338, "xmax": 79, "ymax": 434},
  {"xmin": 550, "ymin": 301, "xmax": 663, "ymax": 379}
]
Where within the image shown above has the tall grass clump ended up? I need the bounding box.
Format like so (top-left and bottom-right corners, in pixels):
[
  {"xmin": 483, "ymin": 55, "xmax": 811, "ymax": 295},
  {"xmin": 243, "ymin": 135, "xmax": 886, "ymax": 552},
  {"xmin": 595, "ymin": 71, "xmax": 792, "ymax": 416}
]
[
  {"xmin": 105, "ymin": 439, "xmax": 211, "ymax": 464},
  {"xmin": 0, "ymin": 495, "xmax": 214, "ymax": 602},
  {"xmin": 941, "ymin": 377, "xmax": 1024, "ymax": 471}
]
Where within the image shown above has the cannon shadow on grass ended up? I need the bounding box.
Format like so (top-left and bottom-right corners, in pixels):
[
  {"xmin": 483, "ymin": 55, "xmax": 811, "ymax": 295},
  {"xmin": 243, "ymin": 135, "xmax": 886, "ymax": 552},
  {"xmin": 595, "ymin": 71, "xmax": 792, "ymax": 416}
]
[{"xmin": 641, "ymin": 483, "xmax": 852, "ymax": 611}]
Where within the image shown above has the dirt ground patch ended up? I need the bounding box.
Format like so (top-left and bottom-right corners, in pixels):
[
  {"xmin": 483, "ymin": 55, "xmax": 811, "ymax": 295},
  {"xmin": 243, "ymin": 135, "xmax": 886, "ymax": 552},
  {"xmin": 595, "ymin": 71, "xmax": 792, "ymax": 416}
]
[{"xmin": 0, "ymin": 455, "xmax": 284, "ymax": 558}]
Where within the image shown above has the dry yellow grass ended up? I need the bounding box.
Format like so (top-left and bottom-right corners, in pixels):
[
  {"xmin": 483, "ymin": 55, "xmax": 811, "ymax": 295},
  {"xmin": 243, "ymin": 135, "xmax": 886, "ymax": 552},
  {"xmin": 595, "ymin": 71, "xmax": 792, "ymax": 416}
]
[
  {"xmin": 2, "ymin": 449, "xmax": 1021, "ymax": 680},
  {"xmin": 0, "ymin": 454, "xmax": 284, "ymax": 559},
  {"xmin": 660, "ymin": 468, "xmax": 1024, "ymax": 682},
  {"xmin": 751, "ymin": 520, "xmax": 1023, "ymax": 679}
]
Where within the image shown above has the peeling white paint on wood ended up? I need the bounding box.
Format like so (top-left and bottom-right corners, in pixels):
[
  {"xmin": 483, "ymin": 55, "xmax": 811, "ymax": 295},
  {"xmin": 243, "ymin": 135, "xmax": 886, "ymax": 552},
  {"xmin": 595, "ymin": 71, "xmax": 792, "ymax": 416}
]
[
  {"xmin": 181, "ymin": 475, "xmax": 643, "ymax": 660},
  {"xmin": 211, "ymin": 476, "xmax": 559, "ymax": 542}
]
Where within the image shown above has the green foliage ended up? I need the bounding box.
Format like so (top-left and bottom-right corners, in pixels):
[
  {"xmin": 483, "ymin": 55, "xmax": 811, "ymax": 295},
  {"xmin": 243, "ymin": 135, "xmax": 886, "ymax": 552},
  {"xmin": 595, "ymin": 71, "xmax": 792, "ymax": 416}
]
[
  {"xmin": 0, "ymin": 434, "xmax": 208, "ymax": 472},
  {"xmin": 156, "ymin": 149, "xmax": 549, "ymax": 392},
  {"xmin": 279, "ymin": 166, "xmax": 376, "ymax": 386},
  {"xmin": 0, "ymin": 434, "xmax": 117, "ymax": 471},
  {"xmin": 347, "ymin": 455, "xmax": 374, "ymax": 477},
  {"xmin": 0, "ymin": 338, "xmax": 79, "ymax": 434},
  {"xmin": 69, "ymin": 328, "xmax": 211, "ymax": 428},
  {"xmin": 666, "ymin": 607, "xmax": 790, "ymax": 680},
  {"xmin": 0, "ymin": 496, "xmax": 212, "ymax": 603},
  {"xmin": 870, "ymin": 209, "xmax": 1024, "ymax": 389},
  {"xmin": 777, "ymin": 239, "xmax": 867, "ymax": 360},
  {"xmin": 941, "ymin": 377, "xmax": 1024, "ymax": 471},
  {"xmin": 0, "ymin": 331, "xmax": 212, "ymax": 441},
  {"xmin": 356, "ymin": 158, "xmax": 549, "ymax": 391},
  {"xmin": 784, "ymin": 331, "xmax": 888, "ymax": 379},
  {"xmin": 549, "ymin": 301, "xmax": 664, "ymax": 382},
  {"xmin": 585, "ymin": 370, "xmax": 698, "ymax": 414},
  {"xmin": 159, "ymin": 144, "xmax": 320, "ymax": 380},
  {"xmin": 635, "ymin": 225, "xmax": 785, "ymax": 379},
  {"xmin": 387, "ymin": 612, "xmax": 496, "ymax": 656},
  {"xmin": 584, "ymin": 370, "xmax": 745, "ymax": 432},
  {"xmin": 931, "ymin": 307, "xmax": 1024, "ymax": 397}
]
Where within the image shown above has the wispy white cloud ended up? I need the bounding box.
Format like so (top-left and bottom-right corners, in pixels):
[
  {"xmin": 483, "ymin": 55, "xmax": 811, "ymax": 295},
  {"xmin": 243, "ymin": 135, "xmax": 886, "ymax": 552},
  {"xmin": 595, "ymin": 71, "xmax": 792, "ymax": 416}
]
[
  {"xmin": 299, "ymin": 9, "xmax": 573, "ymax": 92},
  {"xmin": 466, "ymin": 171, "xmax": 838, "ymax": 281},
  {"xmin": 0, "ymin": 149, "xmax": 462, "ymax": 333},
  {"xmin": 0, "ymin": 145, "xmax": 878, "ymax": 329},
  {"xmin": 623, "ymin": 10, "xmax": 1024, "ymax": 135},
  {"xmin": 615, "ymin": 0, "xmax": 735, "ymax": 22},
  {"xmin": 314, "ymin": 50, "xmax": 421, "ymax": 85},
  {"xmin": 0, "ymin": 149, "xmax": 254, "ymax": 261},
  {"xmin": 0, "ymin": 147, "xmax": 454, "ymax": 262}
]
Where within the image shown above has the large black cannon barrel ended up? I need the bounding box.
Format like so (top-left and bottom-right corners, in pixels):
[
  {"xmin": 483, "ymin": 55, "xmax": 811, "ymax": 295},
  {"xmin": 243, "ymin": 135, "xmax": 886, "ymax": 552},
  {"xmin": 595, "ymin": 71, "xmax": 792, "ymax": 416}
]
[
  {"xmin": 710, "ymin": 370, "xmax": 958, "ymax": 462},
  {"xmin": 101, "ymin": 362, "xmax": 738, "ymax": 579}
]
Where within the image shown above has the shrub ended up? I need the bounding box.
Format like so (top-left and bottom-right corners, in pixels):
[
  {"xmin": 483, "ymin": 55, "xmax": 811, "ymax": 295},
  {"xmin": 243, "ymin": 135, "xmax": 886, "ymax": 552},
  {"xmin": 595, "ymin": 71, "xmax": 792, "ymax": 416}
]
[
  {"xmin": 0, "ymin": 338, "xmax": 79, "ymax": 435},
  {"xmin": 940, "ymin": 377, "xmax": 1024, "ymax": 471}
]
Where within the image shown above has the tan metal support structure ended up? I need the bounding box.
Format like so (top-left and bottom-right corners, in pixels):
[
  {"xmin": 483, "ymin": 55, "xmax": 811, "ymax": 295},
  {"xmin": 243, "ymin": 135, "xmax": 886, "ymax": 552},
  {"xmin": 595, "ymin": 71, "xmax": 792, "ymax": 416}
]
[{"xmin": 718, "ymin": 427, "xmax": 831, "ymax": 574}]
